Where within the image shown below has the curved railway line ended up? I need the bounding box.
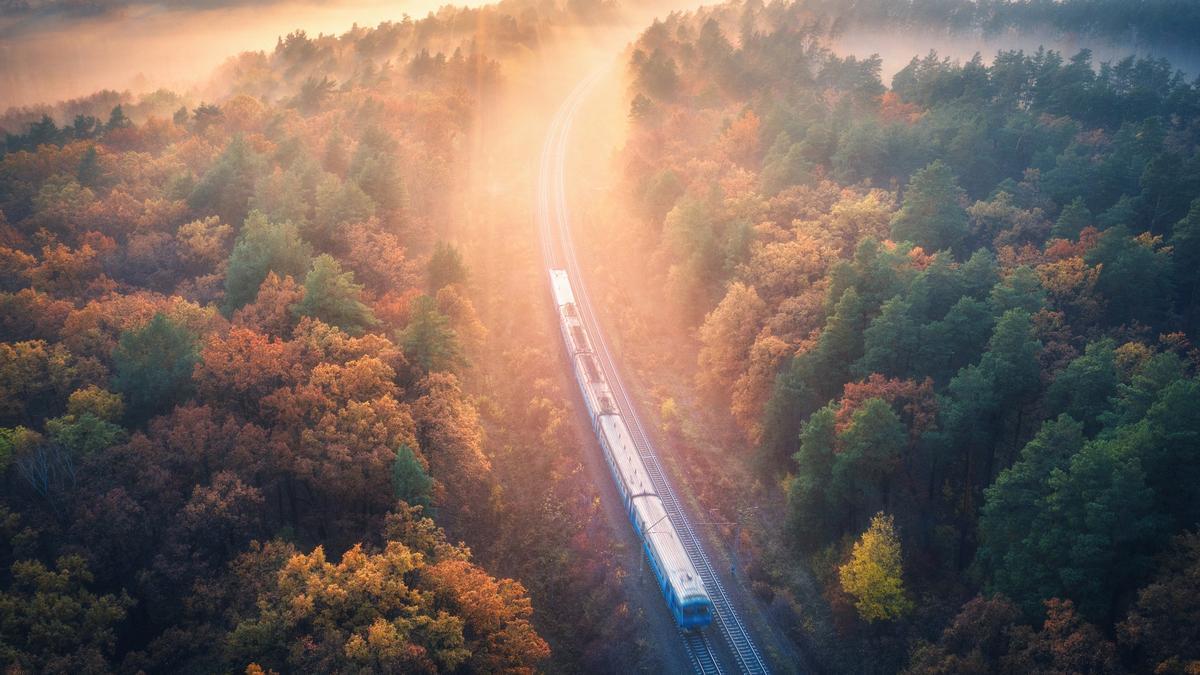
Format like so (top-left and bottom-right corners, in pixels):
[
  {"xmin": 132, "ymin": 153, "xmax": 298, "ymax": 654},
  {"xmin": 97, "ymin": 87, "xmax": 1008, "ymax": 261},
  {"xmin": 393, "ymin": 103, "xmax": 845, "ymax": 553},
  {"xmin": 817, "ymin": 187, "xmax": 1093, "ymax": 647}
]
[{"xmin": 536, "ymin": 67, "xmax": 771, "ymax": 675}]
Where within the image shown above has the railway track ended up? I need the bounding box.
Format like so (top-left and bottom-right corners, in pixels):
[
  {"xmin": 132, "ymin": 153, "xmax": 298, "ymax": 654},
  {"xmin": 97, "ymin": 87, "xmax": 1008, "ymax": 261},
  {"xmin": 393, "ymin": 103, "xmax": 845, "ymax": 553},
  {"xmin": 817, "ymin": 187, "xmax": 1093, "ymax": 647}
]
[{"xmin": 536, "ymin": 66, "xmax": 770, "ymax": 675}]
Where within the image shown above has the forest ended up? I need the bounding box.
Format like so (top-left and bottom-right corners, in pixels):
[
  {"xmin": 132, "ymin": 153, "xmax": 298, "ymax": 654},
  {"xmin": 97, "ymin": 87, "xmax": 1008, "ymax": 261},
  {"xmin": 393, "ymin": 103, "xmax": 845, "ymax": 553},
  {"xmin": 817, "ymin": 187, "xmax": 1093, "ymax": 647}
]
[
  {"xmin": 0, "ymin": 2, "xmax": 650, "ymax": 673},
  {"xmin": 2, "ymin": 0, "xmax": 1200, "ymax": 672},
  {"xmin": 603, "ymin": 0, "xmax": 1200, "ymax": 672}
]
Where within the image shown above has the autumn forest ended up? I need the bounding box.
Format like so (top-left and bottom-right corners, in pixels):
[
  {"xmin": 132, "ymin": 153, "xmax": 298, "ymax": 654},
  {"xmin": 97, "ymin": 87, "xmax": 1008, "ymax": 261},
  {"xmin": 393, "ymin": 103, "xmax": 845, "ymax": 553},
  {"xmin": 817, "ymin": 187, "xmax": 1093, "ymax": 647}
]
[{"xmin": 2, "ymin": 0, "xmax": 1200, "ymax": 673}]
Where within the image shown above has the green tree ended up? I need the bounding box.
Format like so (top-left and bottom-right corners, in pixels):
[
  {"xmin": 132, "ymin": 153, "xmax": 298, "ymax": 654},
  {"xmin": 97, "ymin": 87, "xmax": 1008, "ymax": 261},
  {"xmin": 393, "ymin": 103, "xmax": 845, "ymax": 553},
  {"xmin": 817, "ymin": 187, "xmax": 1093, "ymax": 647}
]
[
  {"xmin": 1101, "ymin": 351, "xmax": 1186, "ymax": 429},
  {"xmin": 111, "ymin": 314, "xmax": 199, "ymax": 423},
  {"xmin": 979, "ymin": 308, "xmax": 1042, "ymax": 408},
  {"xmin": 350, "ymin": 127, "xmax": 405, "ymax": 212},
  {"xmin": 833, "ymin": 122, "xmax": 884, "ymax": 185},
  {"xmin": 976, "ymin": 415, "xmax": 1086, "ymax": 605},
  {"xmin": 811, "ymin": 287, "xmax": 869, "ymax": 398},
  {"xmin": 832, "ymin": 398, "xmax": 906, "ymax": 528},
  {"xmin": 1053, "ymin": 196, "xmax": 1092, "ymax": 239},
  {"xmin": 251, "ymin": 163, "xmax": 312, "ymax": 228},
  {"xmin": 917, "ymin": 296, "xmax": 995, "ymax": 383},
  {"xmin": 1085, "ymin": 224, "xmax": 1173, "ymax": 327},
  {"xmin": 985, "ymin": 429, "xmax": 1161, "ymax": 621},
  {"xmin": 188, "ymin": 136, "xmax": 264, "ymax": 227},
  {"xmin": 940, "ymin": 309, "xmax": 1042, "ymax": 551},
  {"xmin": 757, "ymin": 355, "xmax": 822, "ymax": 475},
  {"xmin": 1171, "ymin": 199, "xmax": 1200, "ymax": 331},
  {"xmin": 223, "ymin": 211, "xmax": 313, "ymax": 312},
  {"xmin": 76, "ymin": 146, "xmax": 103, "ymax": 189},
  {"xmin": 839, "ymin": 512, "xmax": 914, "ymax": 622},
  {"xmin": 856, "ymin": 296, "xmax": 918, "ymax": 379},
  {"xmin": 392, "ymin": 444, "xmax": 433, "ymax": 508},
  {"xmin": 1137, "ymin": 377, "xmax": 1200, "ymax": 531},
  {"xmin": 291, "ymin": 254, "xmax": 377, "ymax": 335},
  {"xmin": 311, "ymin": 176, "xmax": 375, "ymax": 247},
  {"xmin": 988, "ymin": 265, "xmax": 1046, "ymax": 315},
  {"xmin": 787, "ymin": 406, "xmax": 837, "ymax": 548},
  {"xmin": 1045, "ymin": 340, "xmax": 1119, "ymax": 435},
  {"xmin": 44, "ymin": 413, "xmax": 125, "ymax": 457},
  {"xmin": 891, "ymin": 160, "xmax": 969, "ymax": 254},
  {"xmin": 104, "ymin": 105, "xmax": 130, "ymax": 132},
  {"xmin": 400, "ymin": 296, "xmax": 464, "ymax": 373},
  {"xmin": 428, "ymin": 241, "xmax": 468, "ymax": 292},
  {"xmin": 634, "ymin": 48, "xmax": 680, "ymax": 100},
  {"xmin": 0, "ymin": 426, "xmax": 40, "ymax": 475}
]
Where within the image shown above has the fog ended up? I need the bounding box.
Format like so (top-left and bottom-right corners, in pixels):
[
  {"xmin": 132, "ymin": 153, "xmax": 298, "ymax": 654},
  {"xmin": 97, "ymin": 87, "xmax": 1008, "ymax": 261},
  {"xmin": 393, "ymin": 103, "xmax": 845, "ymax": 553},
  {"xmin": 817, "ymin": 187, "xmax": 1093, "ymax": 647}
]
[
  {"xmin": 0, "ymin": 0, "xmax": 489, "ymax": 109},
  {"xmin": 834, "ymin": 26, "xmax": 1200, "ymax": 84},
  {"xmin": 5, "ymin": 0, "xmax": 1198, "ymax": 116}
]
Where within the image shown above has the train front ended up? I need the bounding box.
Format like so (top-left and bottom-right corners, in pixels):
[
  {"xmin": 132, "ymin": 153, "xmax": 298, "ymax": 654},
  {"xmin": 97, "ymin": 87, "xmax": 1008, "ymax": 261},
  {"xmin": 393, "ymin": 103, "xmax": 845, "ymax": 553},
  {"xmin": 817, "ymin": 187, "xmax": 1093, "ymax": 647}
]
[{"xmin": 677, "ymin": 590, "xmax": 714, "ymax": 629}]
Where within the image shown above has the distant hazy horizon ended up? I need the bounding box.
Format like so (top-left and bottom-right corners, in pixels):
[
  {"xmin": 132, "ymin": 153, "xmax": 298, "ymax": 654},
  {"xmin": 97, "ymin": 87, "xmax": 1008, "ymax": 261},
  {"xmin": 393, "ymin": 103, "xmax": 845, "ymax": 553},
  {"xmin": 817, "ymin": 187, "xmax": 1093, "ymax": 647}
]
[{"xmin": 0, "ymin": 0, "xmax": 489, "ymax": 109}]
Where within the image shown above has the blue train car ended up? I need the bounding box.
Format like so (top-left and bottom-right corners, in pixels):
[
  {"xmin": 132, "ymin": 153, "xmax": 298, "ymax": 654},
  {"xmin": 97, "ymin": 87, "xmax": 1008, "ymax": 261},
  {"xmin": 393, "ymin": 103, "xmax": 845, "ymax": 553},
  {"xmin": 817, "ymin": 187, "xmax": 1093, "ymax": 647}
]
[{"xmin": 549, "ymin": 268, "xmax": 714, "ymax": 630}]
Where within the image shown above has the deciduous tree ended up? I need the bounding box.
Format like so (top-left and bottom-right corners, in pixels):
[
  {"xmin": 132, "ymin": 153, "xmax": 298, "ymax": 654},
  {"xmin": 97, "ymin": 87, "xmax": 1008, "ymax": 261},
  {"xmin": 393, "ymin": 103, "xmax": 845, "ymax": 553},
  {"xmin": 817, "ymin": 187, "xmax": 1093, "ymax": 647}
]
[{"xmin": 838, "ymin": 512, "xmax": 913, "ymax": 622}]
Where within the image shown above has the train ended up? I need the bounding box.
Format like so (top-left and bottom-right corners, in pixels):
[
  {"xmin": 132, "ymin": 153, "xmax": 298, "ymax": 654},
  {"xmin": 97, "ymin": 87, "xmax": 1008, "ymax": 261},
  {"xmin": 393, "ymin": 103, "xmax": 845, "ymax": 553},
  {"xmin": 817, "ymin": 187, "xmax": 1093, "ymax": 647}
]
[{"xmin": 549, "ymin": 268, "xmax": 714, "ymax": 630}]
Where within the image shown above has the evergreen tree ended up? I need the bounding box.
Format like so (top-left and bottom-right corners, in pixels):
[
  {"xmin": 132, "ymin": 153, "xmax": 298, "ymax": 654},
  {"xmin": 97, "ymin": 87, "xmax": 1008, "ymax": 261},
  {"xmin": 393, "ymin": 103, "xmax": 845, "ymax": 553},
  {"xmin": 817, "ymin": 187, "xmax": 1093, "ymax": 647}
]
[
  {"xmin": 787, "ymin": 405, "xmax": 837, "ymax": 548},
  {"xmin": 76, "ymin": 146, "xmax": 103, "ymax": 189},
  {"xmin": 1045, "ymin": 340, "xmax": 1119, "ymax": 435},
  {"xmin": 111, "ymin": 314, "xmax": 199, "ymax": 423},
  {"xmin": 1053, "ymin": 196, "xmax": 1092, "ymax": 239},
  {"xmin": 977, "ymin": 415, "xmax": 1086, "ymax": 606},
  {"xmin": 832, "ymin": 398, "xmax": 906, "ymax": 528},
  {"xmin": 392, "ymin": 444, "xmax": 434, "ymax": 508},
  {"xmin": 1170, "ymin": 199, "xmax": 1200, "ymax": 331},
  {"xmin": 891, "ymin": 160, "xmax": 970, "ymax": 255},
  {"xmin": 856, "ymin": 296, "xmax": 918, "ymax": 379},
  {"xmin": 291, "ymin": 254, "xmax": 378, "ymax": 335},
  {"xmin": 189, "ymin": 136, "xmax": 264, "ymax": 226},
  {"xmin": 104, "ymin": 105, "xmax": 130, "ymax": 132},
  {"xmin": 1085, "ymin": 224, "xmax": 1174, "ymax": 327},
  {"xmin": 428, "ymin": 241, "xmax": 468, "ymax": 292},
  {"xmin": 400, "ymin": 296, "xmax": 464, "ymax": 373},
  {"xmin": 223, "ymin": 211, "xmax": 313, "ymax": 312}
]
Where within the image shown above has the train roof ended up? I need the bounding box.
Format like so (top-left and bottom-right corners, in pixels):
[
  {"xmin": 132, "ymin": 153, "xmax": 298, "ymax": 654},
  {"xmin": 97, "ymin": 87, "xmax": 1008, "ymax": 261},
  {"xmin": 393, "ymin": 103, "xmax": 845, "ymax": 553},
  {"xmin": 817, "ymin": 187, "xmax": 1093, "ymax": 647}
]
[
  {"xmin": 549, "ymin": 269, "xmax": 575, "ymax": 307},
  {"xmin": 598, "ymin": 415, "xmax": 708, "ymax": 603},
  {"xmin": 575, "ymin": 353, "xmax": 618, "ymax": 415},
  {"xmin": 599, "ymin": 414, "xmax": 654, "ymax": 502},
  {"xmin": 641, "ymin": 492, "xmax": 708, "ymax": 602}
]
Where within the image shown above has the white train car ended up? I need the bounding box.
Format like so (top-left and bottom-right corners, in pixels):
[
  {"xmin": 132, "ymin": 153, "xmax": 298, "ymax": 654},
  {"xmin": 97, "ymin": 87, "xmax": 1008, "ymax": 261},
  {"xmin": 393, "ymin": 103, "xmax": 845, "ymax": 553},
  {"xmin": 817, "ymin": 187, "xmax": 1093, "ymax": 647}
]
[{"xmin": 549, "ymin": 268, "xmax": 713, "ymax": 629}]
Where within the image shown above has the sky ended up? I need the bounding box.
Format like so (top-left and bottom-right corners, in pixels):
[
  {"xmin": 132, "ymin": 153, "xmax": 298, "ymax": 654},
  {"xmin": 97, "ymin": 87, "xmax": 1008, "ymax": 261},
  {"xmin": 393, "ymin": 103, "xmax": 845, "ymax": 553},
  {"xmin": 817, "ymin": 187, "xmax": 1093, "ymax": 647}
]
[{"xmin": 0, "ymin": 0, "xmax": 489, "ymax": 109}]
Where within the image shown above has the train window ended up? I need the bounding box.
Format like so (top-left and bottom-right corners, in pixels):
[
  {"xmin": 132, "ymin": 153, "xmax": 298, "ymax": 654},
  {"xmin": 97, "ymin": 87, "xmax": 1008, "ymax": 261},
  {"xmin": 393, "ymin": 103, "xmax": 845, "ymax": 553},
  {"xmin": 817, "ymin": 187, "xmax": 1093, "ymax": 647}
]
[
  {"xmin": 599, "ymin": 395, "xmax": 616, "ymax": 414},
  {"xmin": 684, "ymin": 605, "xmax": 710, "ymax": 616},
  {"xmin": 582, "ymin": 356, "xmax": 601, "ymax": 382},
  {"xmin": 570, "ymin": 325, "xmax": 589, "ymax": 349}
]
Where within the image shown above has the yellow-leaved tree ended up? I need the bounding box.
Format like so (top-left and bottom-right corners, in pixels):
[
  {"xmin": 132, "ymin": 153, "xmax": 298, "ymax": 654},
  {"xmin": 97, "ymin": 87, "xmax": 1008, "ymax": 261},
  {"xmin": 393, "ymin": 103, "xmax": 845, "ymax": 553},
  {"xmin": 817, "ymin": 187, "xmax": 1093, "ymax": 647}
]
[{"xmin": 839, "ymin": 512, "xmax": 914, "ymax": 622}]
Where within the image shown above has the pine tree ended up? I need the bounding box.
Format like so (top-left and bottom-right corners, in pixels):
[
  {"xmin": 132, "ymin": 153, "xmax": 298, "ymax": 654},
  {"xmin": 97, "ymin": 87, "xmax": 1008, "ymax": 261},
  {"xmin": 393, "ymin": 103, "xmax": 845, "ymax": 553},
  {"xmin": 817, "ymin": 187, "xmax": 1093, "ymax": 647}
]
[
  {"xmin": 891, "ymin": 160, "xmax": 969, "ymax": 255},
  {"xmin": 223, "ymin": 211, "xmax": 313, "ymax": 312},
  {"xmin": 400, "ymin": 296, "xmax": 464, "ymax": 373},
  {"xmin": 111, "ymin": 314, "xmax": 199, "ymax": 423},
  {"xmin": 392, "ymin": 444, "xmax": 433, "ymax": 508},
  {"xmin": 290, "ymin": 254, "xmax": 377, "ymax": 335}
]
